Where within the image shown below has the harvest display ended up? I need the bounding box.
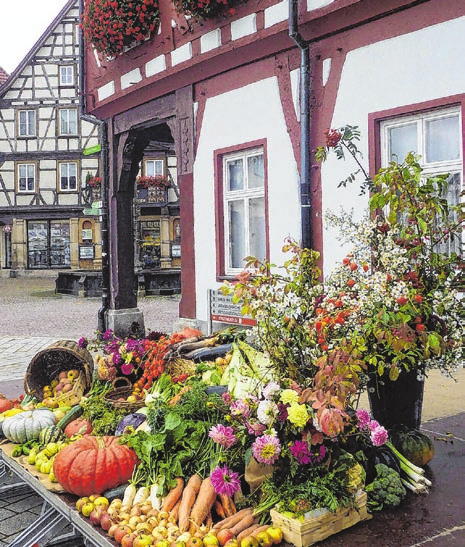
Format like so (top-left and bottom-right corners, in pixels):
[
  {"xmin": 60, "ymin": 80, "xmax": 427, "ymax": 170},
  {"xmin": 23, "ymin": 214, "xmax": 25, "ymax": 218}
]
[{"xmin": 0, "ymin": 325, "xmax": 435, "ymax": 547}]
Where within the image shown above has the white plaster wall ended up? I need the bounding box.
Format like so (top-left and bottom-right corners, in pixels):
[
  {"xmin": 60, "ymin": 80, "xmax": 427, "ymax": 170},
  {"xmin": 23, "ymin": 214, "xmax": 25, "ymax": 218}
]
[
  {"xmin": 194, "ymin": 77, "xmax": 300, "ymax": 322},
  {"xmin": 321, "ymin": 16, "xmax": 465, "ymax": 277}
]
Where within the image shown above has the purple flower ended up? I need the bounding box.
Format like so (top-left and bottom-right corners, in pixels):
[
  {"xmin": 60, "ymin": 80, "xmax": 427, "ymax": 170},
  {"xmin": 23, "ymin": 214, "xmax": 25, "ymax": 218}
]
[
  {"xmin": 370, "ymin": 425, "xmax": 388, "ymax": 447},
  {"xmin": 277, "ymin": 403, "xmax": 288, "ymax": 422},
  {"xmin": 222, "ymin": 392, "xmax": 232, "ymax": 405},
  {"xmin": 368, "ymin": 420, "xmax": 380, "ymax": 431},
  {"xmin": 252, "ymin": 434, "xmax": 281, "ymax": 465},
  {"xmin": 313, "ymin": 445, "xmax": 327, "ymax": 463},
  {"xmin": 356, "ymin": 409, "xmax": 371, "ymax": 430},
  {"xmin": 103, "ymin": 329, "xmax": 114, "ymax": 341},
  {"xmin": 78, "ymin": 337, "xmax": 88, "ymax": 349},
  {"xmin": 111, "ymin": 351, "xmax": 122, "ymax": 366},
  {"xmin": 209, "ymin": 424, "xmax": 237, "ymax": 448},
  {"xmin": 210, "ymin": 466, "xmax": 241, "ymax": 497},
  {"xmin": 290, "ymin": 440, "xmax": 312, "ymax": 465},
  {"xmin": 121, "ymin": 362, "xmax": 134, "ymax": 375},
  {"xmin": 246, "ymin": 421, "xmax": 266, "ymax": 437},
  {"xmin": 230, "ymin": 399, "xmax": 250, "ymax": 418}
]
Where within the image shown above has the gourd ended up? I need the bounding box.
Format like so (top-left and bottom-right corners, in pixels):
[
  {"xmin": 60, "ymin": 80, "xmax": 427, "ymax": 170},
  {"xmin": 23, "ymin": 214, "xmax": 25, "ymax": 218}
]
[
  {"xmin": 39, "ymin": 425, "xmax": 65, "ymax": 446},
  {"xmin": 64, "ymin": 417, "xmax": 93, "ymax": 437},
  {"xmin": 2, "ymin": 409, "xmax": 56, "ymax": 444},
  {"xmin": 389, "ymin": 426, "xmax": 435, "ymax": 467},
  {"xmin": 53, "ymin": 436, "xmax": 139, "ymax": 497}
]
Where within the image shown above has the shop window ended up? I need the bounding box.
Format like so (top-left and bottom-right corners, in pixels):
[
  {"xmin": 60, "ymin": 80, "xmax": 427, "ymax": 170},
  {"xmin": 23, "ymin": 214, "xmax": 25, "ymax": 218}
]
[
  {"xmin": 59, "ymin": 162, "xmax": 77, "ymax": 191},
  {"xmin": 27, "ymin": 220, "xmax": 70, "ymax": 269},
  {"xmin": 219, "ymin": 146, "xmax": 267, "ymax": 275},
  {"xmin": 17, "ymin": 163, "xmax": 36, "ymax": 193},
  {"xmin": 380, "ymin": 106, "xmax": 463, "ymax": 255},
  {"xmin": 59, "ymin": 108, "xmax": 77, "ymax": 135},
  {"xmin": 139, "ymin": 220, "xmax": 161, "ymax": 269},
  {"xmin": 145, "ymin": 159, "xmax": 164, "ymax": 177},
  {"xmin": 82, "ymin": 220, "xmax": 93, "ymax": 243},
  {"xmin": 59, "ymin": 65, "xmax": 74, "ymax": 86},
  {"xmin": 18, "ymin": 110, "xmax": 36, "ymax": 137}
]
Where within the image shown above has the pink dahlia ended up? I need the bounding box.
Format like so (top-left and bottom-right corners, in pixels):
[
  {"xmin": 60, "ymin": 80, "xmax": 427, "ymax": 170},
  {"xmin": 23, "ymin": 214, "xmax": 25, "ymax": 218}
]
[
  {"xmin": 209, "ymin": 424, "xmax": 237, "ymax": 448},
  {"xmin": 246, "ymin": 421, "xmax": 266, "ymax": 437},
  {"xmin": 210, "ymin": 466, "xmax": 241, "ymax": 497},
  {"xmin": 230, "ymin": 399, "xmax": 250, "ymax": 418},
  {"xmin": 370, "ymin": 425, "xmax": 388, "ymax": 447},
  {"xmin": 355, "ymin": 409, "xmax": 371, "ymax": 430},
  {"xmin": 252, "ymin": 434, "xmax": 281, "ymax": 465},
  {"xmin": 290, "ymin": 440, "xmax": 311, "ymax": 465}
]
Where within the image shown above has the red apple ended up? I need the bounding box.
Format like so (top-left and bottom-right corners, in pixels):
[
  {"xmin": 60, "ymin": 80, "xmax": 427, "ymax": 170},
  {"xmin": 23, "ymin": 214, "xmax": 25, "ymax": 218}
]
[
  {"xmin": 114, "ymin": 525, "xmax": 133, "ymax": 544},
  {"xmin": 101, "ymin": 513, "xmax": 115, "ymax": 532},
  {"xmin": 121, "ymin": 532, "xmax": 139, "ymax": 547}
]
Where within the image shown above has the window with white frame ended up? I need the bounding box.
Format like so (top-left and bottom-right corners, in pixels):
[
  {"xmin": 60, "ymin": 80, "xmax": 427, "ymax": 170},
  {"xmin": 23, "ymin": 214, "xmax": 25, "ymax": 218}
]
[
  {"xmin": 18, "ymin": 110, "xmax": 36, "ymax": 137},
  {"xmin": 223, "ymin": 147, "xmax": 266, "ymax": 273},
  {"xmin": 380, "ymin": 106, "xmax": 463, "ymax": 255},
  {"xmin": 59, "ymin": 162, "xmax": 77, "ymax": 191},
  {"xmin": 145, "ymin": 159, "xmax": 164, "ymax": 177},
  {"xmin": 18, "ymin": 163, "xmax": 36, "ymax": 192},
  {"xmin": 59, "ymin": 108, "xmax": 77, "ymax": 135},
  {"xmin": 59, "ymin": 65, "xmax": 74, "ymax": 86}
]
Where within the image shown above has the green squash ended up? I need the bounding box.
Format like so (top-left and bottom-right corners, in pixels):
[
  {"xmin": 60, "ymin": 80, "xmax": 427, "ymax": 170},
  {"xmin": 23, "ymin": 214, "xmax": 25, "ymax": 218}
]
[
  {"xmin": 389, "ymin": 425, "xmax": 435, "ymax": 467},
  {"xmin": 39, "ymin": 425, "xmax": 65, "ymax": 447},
  {"xmin": 2, "ymin": 409, "xmax": 56, "ymax": 444}
]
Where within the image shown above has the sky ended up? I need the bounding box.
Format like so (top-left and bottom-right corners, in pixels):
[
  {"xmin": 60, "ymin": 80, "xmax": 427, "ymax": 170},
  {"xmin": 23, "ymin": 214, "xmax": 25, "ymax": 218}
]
[{"xmin": 0, "ymin": 0, "xmax": 69, "ymax": 74}]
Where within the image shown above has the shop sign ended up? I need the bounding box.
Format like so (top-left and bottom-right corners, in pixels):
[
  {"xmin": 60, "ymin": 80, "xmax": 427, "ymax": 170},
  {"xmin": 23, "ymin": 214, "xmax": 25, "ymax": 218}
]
[
  {"xmin": 79, "ymin": 246, "xmax": 95, "ymax": 259},
  {"xmin": 2, "ymin": 225, "xmax": 12, "ymax": 233},
  {"xmin": 209, "ymin": 290, "xmax": 256, "ymax": 326},
  {"xmin": 83, "ymin": 144, "xmax": 101, "ymax": 156}
]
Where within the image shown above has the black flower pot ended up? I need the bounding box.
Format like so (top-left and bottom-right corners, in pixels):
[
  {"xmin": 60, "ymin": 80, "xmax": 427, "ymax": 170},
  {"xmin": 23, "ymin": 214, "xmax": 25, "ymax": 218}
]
[{"xmin": 367, "ymin": 369, "xmax": 425, "ymax": 429}]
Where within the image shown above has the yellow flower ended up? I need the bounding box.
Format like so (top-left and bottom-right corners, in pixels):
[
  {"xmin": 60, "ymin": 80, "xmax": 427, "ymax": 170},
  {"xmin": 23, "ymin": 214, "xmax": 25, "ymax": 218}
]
[
  {"xmin": 287, "ymin": 403, "xmax": 309, "ymax": 429},
  {"xmin": 280, "ymin": 389, "xmax": 299, "ymax": 405}
]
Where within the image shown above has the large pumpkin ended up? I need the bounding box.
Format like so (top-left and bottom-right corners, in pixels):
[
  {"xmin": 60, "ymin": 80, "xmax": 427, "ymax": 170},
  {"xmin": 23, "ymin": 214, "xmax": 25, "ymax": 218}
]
[
  {"xmin": 2, "ymin": 409, "xmax": 56, "ymax": 444},
  {"xmin": 389, "ymin": 426, "xmax": 435, "ymax": 467},
  {"xmin": 64, "ymin": 417, "xmax": 93, "ymax": 437},
  {"xmin": 53, "ymin": 436, "xmax": 139, "ymax": 496}
]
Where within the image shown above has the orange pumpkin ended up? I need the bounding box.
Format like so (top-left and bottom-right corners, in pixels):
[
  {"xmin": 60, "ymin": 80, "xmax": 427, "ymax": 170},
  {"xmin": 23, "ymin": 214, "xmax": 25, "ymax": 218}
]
[
  {"xmin": 53, "ymin": 436, "xmax": 139, "ymax": 496},
  {"xmin": 64, "ymin": 417, "xmax": 93, "ymax": 437},
  {"xmin": 0, "ymin": 394, "xmax": 13, "ymax": 414}
]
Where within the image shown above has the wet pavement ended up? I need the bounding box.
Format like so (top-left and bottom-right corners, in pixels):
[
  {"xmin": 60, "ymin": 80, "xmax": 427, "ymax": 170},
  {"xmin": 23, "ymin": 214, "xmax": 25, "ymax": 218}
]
[{"xmin": 0, "ymin": 277, "xmax": 464, "ymax": 546}]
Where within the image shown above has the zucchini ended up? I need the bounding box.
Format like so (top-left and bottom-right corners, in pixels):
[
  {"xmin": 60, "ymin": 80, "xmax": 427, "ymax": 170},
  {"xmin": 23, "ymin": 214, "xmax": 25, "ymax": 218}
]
[
  {"xmin": 57, "ymin": 405, "xmax": 83, "ymax": 430},
  {"xmin": 103, "ymin": 483, "xmax": 130, "ymax": 502}
]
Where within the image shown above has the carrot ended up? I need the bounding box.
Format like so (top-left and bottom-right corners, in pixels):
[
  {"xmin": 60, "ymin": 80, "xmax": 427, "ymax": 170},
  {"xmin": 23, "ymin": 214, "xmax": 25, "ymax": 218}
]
[
  {"xmin": 219, "ymin": 494, "xmax": 236, "ymax": 517},
  {"xmin": 189, "ymin": 477, "xmax": 217, "ymax": 527},
  {"xmin": 169, "ymin": 386, "xmax": 191, "ymax": 406},
  {"xmin": 237, "ymin": 523, "xmax": 260, "ymax": 541},
  {"xmin": 213, "ymin": 508, "xmax": 253, "ymax": 531},
  {"xmin": 161, "ymin": 477, "xmax": 184, "ymax": 512},
  {"xmin": 214, "ymin": 500, "xmax": 226, "ymax": 521},
  {"xmin": 170, "ymin": 497, "xmax": 182, "ymax": 523},
  {"xmin": 206, "ymin": 510, "xmax": 213, "ymax": 528},
  {"xmin": 229, "ymin": 513, "xmax": 255, "ymax": 537},
  {"xmin": 178, "ymin": 474, "xmax": 203, "ymax": 533}
]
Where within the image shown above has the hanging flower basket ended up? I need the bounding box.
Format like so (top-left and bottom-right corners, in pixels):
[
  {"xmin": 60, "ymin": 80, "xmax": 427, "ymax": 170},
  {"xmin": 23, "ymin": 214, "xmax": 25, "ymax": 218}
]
[
  {"xmin": 87, "ymin": 176, "xmax": 102, "ymax": 201},
  {"xmin": 136, "ymin": 175, "xmax": 170, "ymax": 189},
  {"xmin": 173, "ymin": 0, "xmax": 243, "ymax": 21},
  {"xmin": 81, "ymin": 0, "xmax": 160, "ymax": 58}
]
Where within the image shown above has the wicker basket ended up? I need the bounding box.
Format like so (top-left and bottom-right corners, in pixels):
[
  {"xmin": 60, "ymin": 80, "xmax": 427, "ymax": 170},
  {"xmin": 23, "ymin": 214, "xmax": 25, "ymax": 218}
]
[
  {"xmin": 104, "ymin": 377, "xmax": 145, "ymax": 411},
  {"xmin": 24, "ymin": 340, "xmax": 94, "ymax": 401}
]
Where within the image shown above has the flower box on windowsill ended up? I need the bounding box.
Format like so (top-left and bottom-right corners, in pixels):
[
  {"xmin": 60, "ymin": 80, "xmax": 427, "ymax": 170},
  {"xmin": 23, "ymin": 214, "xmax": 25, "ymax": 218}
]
[{"xmin": 270, "ymin": 491, "xmax": 371, "ymax": 547}]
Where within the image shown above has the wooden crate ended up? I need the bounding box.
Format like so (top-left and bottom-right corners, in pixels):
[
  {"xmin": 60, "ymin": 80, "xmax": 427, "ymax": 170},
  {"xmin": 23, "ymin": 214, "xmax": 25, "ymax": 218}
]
[{"xmin": 270, "ymin": 491, "xmax": 371, "ymax": 547}]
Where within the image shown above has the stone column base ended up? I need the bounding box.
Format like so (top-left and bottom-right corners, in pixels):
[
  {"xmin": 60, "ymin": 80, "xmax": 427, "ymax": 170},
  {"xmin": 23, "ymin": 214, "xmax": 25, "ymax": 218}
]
[{"xmin": 106, "ymin": 308, "xmax": 145, "ymax": 337}]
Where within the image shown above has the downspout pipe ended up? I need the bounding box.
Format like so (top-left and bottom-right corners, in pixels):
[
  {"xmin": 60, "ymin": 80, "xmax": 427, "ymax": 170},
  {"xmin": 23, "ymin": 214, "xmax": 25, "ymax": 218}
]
[
  {"xmin": 78, "ymin": 0, "xmax": 110, "ymax": 335},
  {"xmin": 289, "ymin": 0, "xmax": 312, "ymax": 251}
]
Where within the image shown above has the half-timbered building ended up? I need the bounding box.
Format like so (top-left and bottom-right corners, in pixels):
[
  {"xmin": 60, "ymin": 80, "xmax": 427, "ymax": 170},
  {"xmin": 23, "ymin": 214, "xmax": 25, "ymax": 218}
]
[
  {"xmin": 81, "ymin": 0, "xmax": 465, "ymax": 334},
  {"xmin": 0, "ymin": 0, "xmax": 101, "ymax": 275}
]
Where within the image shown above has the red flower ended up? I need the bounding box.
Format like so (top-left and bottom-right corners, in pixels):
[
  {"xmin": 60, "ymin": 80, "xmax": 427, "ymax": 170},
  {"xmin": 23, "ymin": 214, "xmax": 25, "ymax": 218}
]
[
  {"xmin": 347, "ymin": 279, "xmax": 355, "ymax": 288},
  {"xmin": 414, "ymin": 294, "xmax": 422, "ymax": 303}
]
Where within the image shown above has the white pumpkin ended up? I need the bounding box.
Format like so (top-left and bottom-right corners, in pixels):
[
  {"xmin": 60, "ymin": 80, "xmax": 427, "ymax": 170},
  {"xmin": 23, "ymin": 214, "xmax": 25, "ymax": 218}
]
[{"xmin": 2, "ymin": 408, "xmax": 56, "ymax": 444}]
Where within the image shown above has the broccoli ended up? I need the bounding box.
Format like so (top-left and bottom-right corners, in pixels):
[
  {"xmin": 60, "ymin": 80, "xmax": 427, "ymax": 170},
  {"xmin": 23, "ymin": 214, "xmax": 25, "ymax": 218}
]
[{"xmin": 365, "ymin": 463, "xmax": 406, "ymax": 511}]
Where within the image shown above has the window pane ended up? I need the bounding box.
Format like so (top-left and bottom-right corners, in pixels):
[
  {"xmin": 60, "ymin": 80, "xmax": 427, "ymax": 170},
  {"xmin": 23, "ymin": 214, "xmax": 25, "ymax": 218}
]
[
  {"xmin": 228, "ymin": 200, "xmax": 245, "ymax": 269},
  {"xmin": 426, "ymin": 116, "xmax": 460, "ymax": 163},
  {"xmin": 249, "ymin": 196, "xmax": 265, "ymax": 259},
  {"xmin": 28, "ymin": 111, "xmax": 35, "ymax": 134},
  {"xmin": 60, "ymin": 111, "xmax": 67, "ymax": 133},
  {"xmin": 389, "ymin": 123, "xmax": 417, "ymax": 161},
  {"xmin": 227, "ymin": 159, "xmax": 244, "ymax": 191},
  {"xmin": 247, "ymin": 154, "xmax": 264, "ymax": 188},
  {"xmin": 69, "ymin": 110, "xmax": 77, "ymax": 134},
  {"xmin": 146, "ymin": 160, "xmax": 163, "ymax": 176},
  {"xmin": 69, "ymin": 163, "xmax": 77, "ymax": 189}
]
